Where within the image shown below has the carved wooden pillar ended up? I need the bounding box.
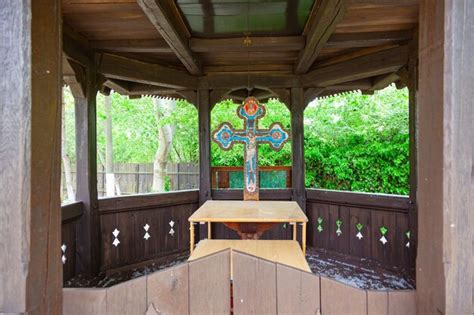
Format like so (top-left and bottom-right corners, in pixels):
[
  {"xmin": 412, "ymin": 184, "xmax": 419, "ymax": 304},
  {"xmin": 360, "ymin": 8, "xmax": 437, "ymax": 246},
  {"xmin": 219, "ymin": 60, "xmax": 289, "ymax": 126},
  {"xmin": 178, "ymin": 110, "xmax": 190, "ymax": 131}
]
[
  {"xmin": 73, "ymin": 65, "xmax": 100, "ymax": 276},
  {"xmin": 0, "ymin": 1, "xmax": 62, "ymax": 312},
  {"xmin": 418, "ymin": 1, "xmax": 473, "ymax": 313},
  {"xmin": 290, "ymin": 87, "xmax": 306, "ymax": 210}
]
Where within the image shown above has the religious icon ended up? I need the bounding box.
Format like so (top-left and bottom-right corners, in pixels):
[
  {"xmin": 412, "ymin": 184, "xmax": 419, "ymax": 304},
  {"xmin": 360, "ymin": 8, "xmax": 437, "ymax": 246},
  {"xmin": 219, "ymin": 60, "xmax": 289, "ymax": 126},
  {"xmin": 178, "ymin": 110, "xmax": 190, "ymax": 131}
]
[{"xmin": 212, "ymin": 97, "xmax": 290, "ymax": 201}]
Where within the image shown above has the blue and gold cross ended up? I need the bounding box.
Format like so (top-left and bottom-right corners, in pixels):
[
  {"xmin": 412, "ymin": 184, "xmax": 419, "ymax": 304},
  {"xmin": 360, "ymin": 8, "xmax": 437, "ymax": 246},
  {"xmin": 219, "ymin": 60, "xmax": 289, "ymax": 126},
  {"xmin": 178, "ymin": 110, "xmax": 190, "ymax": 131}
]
[{"xmin": 212, "ymin": 97, "xmax": 290, "ymax": 200}]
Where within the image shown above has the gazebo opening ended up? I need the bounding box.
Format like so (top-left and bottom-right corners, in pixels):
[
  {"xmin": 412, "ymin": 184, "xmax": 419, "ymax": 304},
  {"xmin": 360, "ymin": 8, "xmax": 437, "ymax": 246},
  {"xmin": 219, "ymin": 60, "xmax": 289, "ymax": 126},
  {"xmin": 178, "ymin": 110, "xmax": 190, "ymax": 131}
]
[{"xmin": 2, "ymin": 1, "xmax": 472, "ymax": 314}]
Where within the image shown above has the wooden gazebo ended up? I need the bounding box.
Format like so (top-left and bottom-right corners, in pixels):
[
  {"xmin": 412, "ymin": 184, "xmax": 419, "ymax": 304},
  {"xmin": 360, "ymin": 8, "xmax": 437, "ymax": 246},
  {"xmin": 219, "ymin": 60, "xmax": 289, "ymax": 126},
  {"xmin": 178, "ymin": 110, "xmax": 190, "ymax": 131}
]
[{"xmin": 1, "ymin": 0, "xmax": 472, "ymax": 314}]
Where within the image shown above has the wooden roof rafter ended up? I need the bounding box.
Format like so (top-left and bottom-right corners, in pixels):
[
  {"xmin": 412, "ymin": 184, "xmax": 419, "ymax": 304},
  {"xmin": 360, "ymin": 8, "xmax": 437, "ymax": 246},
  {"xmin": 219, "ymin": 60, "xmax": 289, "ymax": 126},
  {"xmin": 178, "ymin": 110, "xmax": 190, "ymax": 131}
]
[
  {"xmin": 295, "ymin": 0, "xmax": 348, "ymax": 74},
  {"xmin": 137, "ymin": 0, "xmax": 202, "ymax": 75},
  {"xmin": 303, "ymin": 45, "xmax": 408, "ymax": 87},
  {"xmin": 97, "ymin": 53, "xmax": 198, "ymax": 90}
]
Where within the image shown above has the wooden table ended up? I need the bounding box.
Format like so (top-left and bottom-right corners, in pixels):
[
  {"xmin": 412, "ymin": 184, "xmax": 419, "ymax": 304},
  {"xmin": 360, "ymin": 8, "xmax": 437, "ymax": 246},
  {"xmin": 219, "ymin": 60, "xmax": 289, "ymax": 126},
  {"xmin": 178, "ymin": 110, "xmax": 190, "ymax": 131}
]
[
  {"xmin": 188, "ymin": 200, "xmax": 308, "ymax": 254},
  {"xmin": 188, "ymin": 240, "xmax": 311, "ymax": 273}
]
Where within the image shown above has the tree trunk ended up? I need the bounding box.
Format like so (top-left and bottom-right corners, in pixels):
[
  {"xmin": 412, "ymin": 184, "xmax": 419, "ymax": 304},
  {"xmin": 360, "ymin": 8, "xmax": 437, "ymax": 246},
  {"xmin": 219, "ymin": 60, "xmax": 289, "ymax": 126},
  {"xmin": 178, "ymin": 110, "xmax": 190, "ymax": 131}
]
[
  {"xmin": 62, "ymin": 99, "xmax": 75, "ymax": 202},
  {"xmin": 152, "ymin": 98, "xmax": 176, "ymax": 192},
  {"xmin": 104, "ymin": 94, "xmax": 115, "ymax": 197}
]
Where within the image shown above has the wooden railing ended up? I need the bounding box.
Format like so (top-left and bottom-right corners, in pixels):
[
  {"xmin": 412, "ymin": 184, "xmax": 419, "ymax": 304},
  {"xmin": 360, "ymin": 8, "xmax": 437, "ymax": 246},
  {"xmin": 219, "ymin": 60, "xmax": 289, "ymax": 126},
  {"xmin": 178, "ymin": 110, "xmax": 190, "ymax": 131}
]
[
  {"xmin": 63, "ymin": 250, "xmax": 417, "ymax": 314},
  {"xmin": 61, "ymin": 187, "xmax": 415, "ymax": 280},
  {"xmin": 97, "ymin": 190, "xmax": 199, "ymax": 271},
  {"xmin": 306, "ymin": 189, "xmax": 415, "ymax": 273},
  {"xmin": 61, "ymin": 201, "xmax": 84, "ymax": 282}
]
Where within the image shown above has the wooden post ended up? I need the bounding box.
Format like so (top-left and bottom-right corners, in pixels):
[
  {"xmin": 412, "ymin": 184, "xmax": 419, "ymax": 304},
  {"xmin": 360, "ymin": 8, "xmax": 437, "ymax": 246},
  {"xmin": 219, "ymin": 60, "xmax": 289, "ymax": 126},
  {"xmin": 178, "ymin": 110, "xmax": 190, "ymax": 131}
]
[
  {"xmin": 407, "ymin": 36, "xmax": 418, "ymax": 275},
  {"xmin": 0, "ymin": 1, "xmax": 62, "ymax": 313},
  {"xmin": 198, "ymin": 89, "xmax": 212, "ymax": 204},
  {"xmin": 290, "ymin": 87, "xmax": 306, "ymax": 210},
  {"xmin": 74, "ymin": 65, "xmax": 100, "ymax": 276},
  {"xmin": 418, "ymin": 1, "xmax": 473, "ymax": 313},
  {"xmin": 198, "ymin": 89, "xmax": 212, "ymax": 240}
]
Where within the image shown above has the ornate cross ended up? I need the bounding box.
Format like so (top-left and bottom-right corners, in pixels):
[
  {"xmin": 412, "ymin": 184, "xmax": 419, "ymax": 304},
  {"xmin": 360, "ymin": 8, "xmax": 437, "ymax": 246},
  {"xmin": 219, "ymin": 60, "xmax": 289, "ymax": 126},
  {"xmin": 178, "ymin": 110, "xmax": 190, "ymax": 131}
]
[{"xmin": 212, "ymin": 97, "xmax": 290, "ymax": 200}]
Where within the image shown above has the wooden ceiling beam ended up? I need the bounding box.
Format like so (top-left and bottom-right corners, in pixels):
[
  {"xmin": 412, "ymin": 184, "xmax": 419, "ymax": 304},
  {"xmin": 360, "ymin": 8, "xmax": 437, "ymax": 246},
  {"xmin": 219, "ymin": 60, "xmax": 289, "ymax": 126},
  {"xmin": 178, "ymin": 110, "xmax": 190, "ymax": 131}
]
[
  {"xmin": 97, "ymin": 53, "xmax": 197, "ymax": 89},
  {"xmin": 103, "ymin": 79, "xmax": 131, "ymax": 94},
  {"xmin": 190, "ymin": 36, "xmax": 305, "ymax": 52},
  {"xmin": 295, "ymin": 0, "xmax": 348, "ymax": 74},
  {"xmin": 201, "ymin": 73, "xmax": 301, "ymax": 90},
  {"xmin": 365, "ymin": 72, "xmax": 400, "ymax": 93},
  {"xmin": 90, "ymin": 39, "xmax": 173, "ymax": 54},
  {"xmin": 303, "ymin": 45, "xmax": 408, "ymax": 87},
  {"xmin": 127, "ymin": 83, "xmax": 177, "ymax": 96},
  {"xmin": 326, "ymin": 30, "xmax": 412, "ymax": 48},
  {"xmin": 326, "ymin": 78, "xmax": 373, "ymax": 90},
  {"xmin": 137, "ymin": 0, "xmax": 202, "ymax": 75}
]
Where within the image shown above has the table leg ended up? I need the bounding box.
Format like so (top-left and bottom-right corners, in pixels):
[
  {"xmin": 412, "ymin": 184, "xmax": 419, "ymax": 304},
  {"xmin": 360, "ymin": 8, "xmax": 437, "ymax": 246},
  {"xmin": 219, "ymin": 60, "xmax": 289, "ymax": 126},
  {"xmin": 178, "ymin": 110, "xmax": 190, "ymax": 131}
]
[
  {"xmin": 208, "ymin": 222, "xmax": 212, "ymax": 239},
  {"xmin": 190, "ymin": 222, "xmax": 195, "ymax": 254},
  {"xmin": 292, "ymin": 223, "xmax": 297, "ymax": 241},
  {"xmin": 302, "ymin": 222, "xmax": 307, "ymax": 255}
]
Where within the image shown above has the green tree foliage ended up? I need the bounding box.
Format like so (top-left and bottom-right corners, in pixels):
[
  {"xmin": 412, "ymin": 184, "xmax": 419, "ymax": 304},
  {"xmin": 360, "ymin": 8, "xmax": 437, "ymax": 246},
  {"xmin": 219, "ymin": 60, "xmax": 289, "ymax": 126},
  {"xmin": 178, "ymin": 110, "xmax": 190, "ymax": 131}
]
[
  {"xmin": 304, "ymin": 86, "xmax": 409, "ymax": 195},
  {"xmin": 63, "ymin": 85, "xmax": 409, "ymax": 195}
]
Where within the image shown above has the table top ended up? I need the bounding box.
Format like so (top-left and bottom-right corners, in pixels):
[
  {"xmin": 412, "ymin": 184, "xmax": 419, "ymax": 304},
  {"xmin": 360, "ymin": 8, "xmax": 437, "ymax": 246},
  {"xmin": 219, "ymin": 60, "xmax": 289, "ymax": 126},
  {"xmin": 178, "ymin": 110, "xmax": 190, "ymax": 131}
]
[
  {"xmin": 188, "ymin": 200, "xmax": 308, "ymax": 223},
  {"xmin": 188, "ymin": 239, "xmax": 311, "ymax": 273}
]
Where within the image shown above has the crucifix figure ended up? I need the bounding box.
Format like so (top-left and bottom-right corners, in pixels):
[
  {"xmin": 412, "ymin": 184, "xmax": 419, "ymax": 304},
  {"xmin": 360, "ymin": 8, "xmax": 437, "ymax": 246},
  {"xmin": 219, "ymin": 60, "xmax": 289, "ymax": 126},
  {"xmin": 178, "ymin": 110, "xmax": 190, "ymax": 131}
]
[{"xmin": 212, "ymin": 97, "xmax": 290, "ymax": 201}]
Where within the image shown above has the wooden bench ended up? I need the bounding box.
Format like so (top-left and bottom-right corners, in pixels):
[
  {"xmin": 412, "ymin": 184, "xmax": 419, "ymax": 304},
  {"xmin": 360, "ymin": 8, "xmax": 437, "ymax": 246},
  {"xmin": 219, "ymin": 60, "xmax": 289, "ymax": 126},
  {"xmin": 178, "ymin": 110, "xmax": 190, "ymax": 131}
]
[{"xmin": 188, "ymin": 239, "xmax": 311, "ymax": 273}]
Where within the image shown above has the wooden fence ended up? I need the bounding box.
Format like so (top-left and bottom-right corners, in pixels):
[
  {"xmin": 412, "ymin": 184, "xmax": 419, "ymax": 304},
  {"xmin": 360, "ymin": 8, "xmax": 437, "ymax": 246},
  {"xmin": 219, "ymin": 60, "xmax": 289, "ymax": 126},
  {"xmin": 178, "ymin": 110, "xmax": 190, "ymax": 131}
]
[
  {"xmin": 63, "ymin": 162, "xmax": 199, "ymax": 198},
  {"xmin": 63, "ymin": 249, "xmax": 417, "ymax": 315}
]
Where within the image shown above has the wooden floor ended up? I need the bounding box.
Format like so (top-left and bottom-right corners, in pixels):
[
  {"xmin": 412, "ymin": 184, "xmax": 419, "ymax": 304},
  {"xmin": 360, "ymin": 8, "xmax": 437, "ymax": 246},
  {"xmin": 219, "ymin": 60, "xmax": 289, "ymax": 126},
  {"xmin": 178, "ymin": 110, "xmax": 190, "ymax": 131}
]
[{"xmin": 189, "ymin": 239, "xmax": 311, "ymax": 272}]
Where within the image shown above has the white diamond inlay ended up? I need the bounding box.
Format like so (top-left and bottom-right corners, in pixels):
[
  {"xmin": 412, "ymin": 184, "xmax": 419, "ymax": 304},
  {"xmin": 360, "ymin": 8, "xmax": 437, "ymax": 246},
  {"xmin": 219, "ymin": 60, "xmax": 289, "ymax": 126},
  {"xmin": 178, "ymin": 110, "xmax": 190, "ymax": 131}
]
[
  {"xmin": 169, "ymin": 220, "xmax": 175, "ymax": 227},
  {"xmin": 62, "ymin": 255, "xmax": 67, "ymax": 264},
  {"xmin": 379, "ymin": 235, "xmax": 388, "ymax": 245},
  {"xmin": 113, "ymin": 238, "xmax": 120, "ymax": 247},
  {"xmin": 144, "ymin": 232, "xmax": 150, "ymax": 240},
  {"xmin": 406, "ymin": 241, "xmax": 410, "ymax": 248},
  {"xmin": 356, "ymin": 231, "xmax": 363, "ymax": 240},
  {"xmin": 61, "ymin": 244, "xmax": 67, "ymax": 253},
  {"xmin": 336, "ymin": 229, "xmax": 342, "ymax": 236},
  {"xmin": 169, "ymin": 228, "xmax": 175, "ymax": 236},
  {"xmin": 144, "ymin": 223, "xmax": 150, "ymax": 231},
  {"xmin": 112, "ymin": 228, "xmax": 120, "ymax": 247}
]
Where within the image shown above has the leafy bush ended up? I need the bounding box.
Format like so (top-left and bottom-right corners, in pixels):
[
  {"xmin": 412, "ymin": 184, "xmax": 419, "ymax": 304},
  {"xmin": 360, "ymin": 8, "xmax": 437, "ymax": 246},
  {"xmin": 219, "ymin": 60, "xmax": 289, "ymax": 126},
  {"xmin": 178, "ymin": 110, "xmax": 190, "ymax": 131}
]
[{"xmin": 304, "ymin": 86, "xmax": 409, "ymax": 195}]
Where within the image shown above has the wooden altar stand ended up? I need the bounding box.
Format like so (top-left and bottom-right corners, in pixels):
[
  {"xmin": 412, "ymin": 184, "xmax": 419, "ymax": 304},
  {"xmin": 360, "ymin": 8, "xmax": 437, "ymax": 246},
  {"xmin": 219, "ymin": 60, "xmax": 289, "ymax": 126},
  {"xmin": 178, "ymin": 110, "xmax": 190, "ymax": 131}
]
[{"xmin": 188, "ymin": 200, "xmax": 309, "ymax": 271}]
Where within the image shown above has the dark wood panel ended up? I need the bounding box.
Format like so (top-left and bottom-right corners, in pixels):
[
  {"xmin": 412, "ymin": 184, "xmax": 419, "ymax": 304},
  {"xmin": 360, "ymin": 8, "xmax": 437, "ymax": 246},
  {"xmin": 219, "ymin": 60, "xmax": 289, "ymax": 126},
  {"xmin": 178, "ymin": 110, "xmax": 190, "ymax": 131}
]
[
  {"xmin": 370, "ymin": 210, "xmax": 396, "ymax": 266},
  {"xmin": 62, "ymin": 201, "xmax": 84, "ymax": 222},
  {"xmin": 306, "ymin": 189, "xmax": 410, "ymax": 211},
  {"xmin": 307, "ymin": 196, "xmax": 413, "ymax": 271},
  {"xmin": 62, "ymin": 220, "xmax": 77, "ymax": 282},
  {"xmin": 99, "ymin": 201, "xmax": 198, "ymax": 270},
  {"xmin": 310, "ymin": 203, "xmax": 329, "ymax": 248},
  {"xmin": 349, "ymin": 207, "xmax": 372, "ymax": 258},
  {"xmin": 98, "ymin": 190, "xmax": 198, "ymax": 212},
  {"xmin": 211, "ymin": 188, "xmax": 292, "ymax": 200}
]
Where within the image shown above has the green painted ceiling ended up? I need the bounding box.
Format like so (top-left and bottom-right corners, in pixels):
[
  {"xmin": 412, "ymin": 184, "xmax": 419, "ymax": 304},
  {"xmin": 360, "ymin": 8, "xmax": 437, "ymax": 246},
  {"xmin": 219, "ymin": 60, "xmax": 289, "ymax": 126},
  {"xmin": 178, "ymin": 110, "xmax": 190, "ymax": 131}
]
[{"xmin": 175, "ymin": 0, "xmax": 315, "ymax": 38}]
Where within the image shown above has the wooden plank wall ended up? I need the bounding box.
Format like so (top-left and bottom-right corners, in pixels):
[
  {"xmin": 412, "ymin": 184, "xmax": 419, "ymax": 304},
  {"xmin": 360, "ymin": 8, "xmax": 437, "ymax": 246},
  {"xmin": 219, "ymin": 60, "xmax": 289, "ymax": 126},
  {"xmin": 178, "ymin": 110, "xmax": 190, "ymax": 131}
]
[
  {"xmin": 306, "ymin": 189, "xmax": 414, "ymax": 272},
  {"xmin": 97, "ymin": 190, "xmax": 199, "ymax": 270},
  {"xmin": 63, "ymin": 250, "xmax": 416, "ymax": 315},
  {"xmin": 63, "ymin": 250, "xmax": 230, "ymax": 315}
]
